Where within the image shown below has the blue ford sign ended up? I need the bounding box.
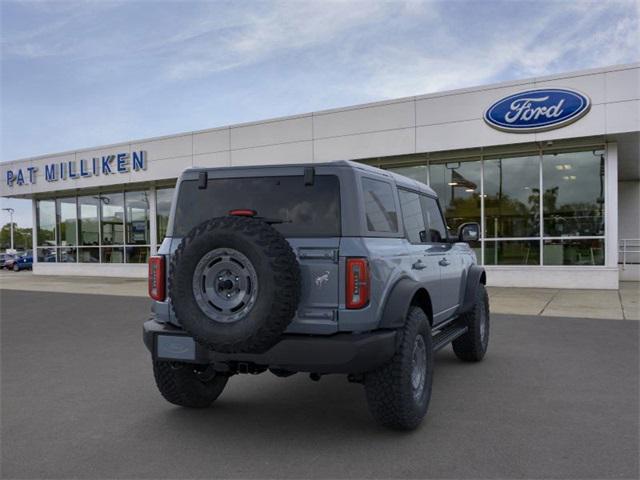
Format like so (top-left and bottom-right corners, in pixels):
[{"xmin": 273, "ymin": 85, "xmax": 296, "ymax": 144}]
[{"xmin": 484, "ymin": 88, "xmax": 591, "ymax": 133}]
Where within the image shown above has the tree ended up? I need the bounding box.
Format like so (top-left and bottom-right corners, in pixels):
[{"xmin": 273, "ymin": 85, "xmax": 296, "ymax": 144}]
[{"xmin": 0, "ymin": 223, "xmax": 32, "ymax": 251}]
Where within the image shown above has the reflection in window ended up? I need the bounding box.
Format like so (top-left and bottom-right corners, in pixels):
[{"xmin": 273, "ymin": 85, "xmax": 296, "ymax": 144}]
[
  {"xmin": 156, "ymin": 187, "xmax": 175, "ymax": 242},
  {"xmin": 58, "ymin": 247, "xmax": 77, "ymax": 263},
  {"xmin": 78, "ymin": 247, "xmax": 100, "ymax": 263},
  {"xmin": 543, "ymin": 151, "xmax": 605, "ymax": 237},
  {"xmin": 126, "ymin": 246, "xmax": 150, "ymax": 263},
  {"xmin": 57, "ymin": 197, "xmax": 77, "ymax": 246},
  {"xmin": 389, "ymin": 165, "xmax": 428, "ymax": 185},
  {"xmin": 125, "ymin": 191, "xmax": 150, "ymax": 245},
  {"xmin": 398, "ymin": 190, "xmax": 425, "ymax": 243},
  {"xmin": 101, "ymin": 247, "xmax": 124, "ymax": 263},
  {"xmin": 420, "ymin": 196, "xmax": 448, "ymax": 243},
  {"xmin": 36, "ymin": 247, "xmax": 56, "ymax": 262},
  {"xmin": 37, "ymin": 200, "xmax": 56, "ymax": 246},
  {"xmin": 78, "ymin": 196, "xmax": 100, "ymax": 246},
  {"xmin": 100, "ymin": 193, "xmax": 124, "ymax": 245},
  {"xmin": 484, "ymin": 240, "xmax": 540, "ymax": 265},
  {"xmin": 484, "ymin": 156, "xmax": 540, "ymax": 238},
  {"xmin": 429, "ymin": 160, "xmax": 481, "ymax": 233},
  {"xmin": 362, "ymin": 178, "xmax": 398, "ymax": 233},
  {"xmin": 543, "ymin": 239, "xmax": 604, "ymax": 265}
]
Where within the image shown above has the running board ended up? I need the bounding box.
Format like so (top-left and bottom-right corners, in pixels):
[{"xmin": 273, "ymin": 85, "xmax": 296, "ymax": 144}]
[{"xmin": 432, "ymin": 323, "xmax": 468, "ymax": 351}]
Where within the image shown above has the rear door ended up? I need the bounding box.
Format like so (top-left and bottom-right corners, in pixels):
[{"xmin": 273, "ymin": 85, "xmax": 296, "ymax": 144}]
[
  {"xmin": 397, "ymin": 189, "xmax": 443, "ymax": 313},
  {"xmin": 420, "ymin": 195, "xmax": 460, "ymax": 323}
]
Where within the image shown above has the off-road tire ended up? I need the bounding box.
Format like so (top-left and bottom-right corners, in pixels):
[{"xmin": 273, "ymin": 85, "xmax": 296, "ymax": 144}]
[
  {"xmin": 364, "ymin": 306, "xmax": 433, "ymax": 430},
  {"xmin": 170, "ymin": 216, "xmax": 301, "ymax": 354},
  {"xmin": 153, "ymin": 361, "xmax": 228, "ymax": 408},
  {"xmin": 452, "ymin": 283, "xmax": 489, "ymax": 362}
]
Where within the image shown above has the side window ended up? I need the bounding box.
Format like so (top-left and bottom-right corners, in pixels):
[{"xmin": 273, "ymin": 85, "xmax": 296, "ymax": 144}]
[
  {"xmin": 399, "ymin": 189, "xmax": 427, "ymax": 243},
  {"xmin": 362, "ymin": 178, "xmax": 398, "ymax": 233},
  {"xmin": 420, "ymin": 196, "xmax": 448, "ymax": 243}
]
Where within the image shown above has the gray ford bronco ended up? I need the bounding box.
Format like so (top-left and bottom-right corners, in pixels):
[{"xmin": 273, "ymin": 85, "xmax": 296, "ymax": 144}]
[{"xmin": 143, "ymin": 160, "xmax": 489, "ymax": 430}]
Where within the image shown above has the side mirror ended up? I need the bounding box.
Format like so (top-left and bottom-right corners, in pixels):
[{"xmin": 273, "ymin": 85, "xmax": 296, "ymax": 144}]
[{"xmin": 458, "ymin": 222, "xmax": 480, "ymax": 243}]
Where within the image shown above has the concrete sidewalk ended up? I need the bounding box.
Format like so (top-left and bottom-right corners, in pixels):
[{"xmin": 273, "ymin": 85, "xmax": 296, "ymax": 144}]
[{"xmin": 1, "ymin": 270, "xmax": 638, "ymax": 320}]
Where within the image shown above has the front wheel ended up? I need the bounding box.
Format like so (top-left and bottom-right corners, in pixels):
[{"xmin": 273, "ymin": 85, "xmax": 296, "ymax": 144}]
[
  {"xmin": 452, "ymin": 283, "xmax": 490, "ymax": 362},
  {"xmin": 152, "ymin": 361, "xmax": 228, "ymax": 408},
  {"xmin": 364, "ymin": 306, "xmax": 433, "ymax": 430},
  {"xmin": 12, "ymin": 264, "xmax": 19, "ymax": 272}
]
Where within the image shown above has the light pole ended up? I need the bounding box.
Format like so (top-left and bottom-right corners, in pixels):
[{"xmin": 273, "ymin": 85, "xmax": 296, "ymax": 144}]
[{"xmin": 2, "ymin": 207, "xmax": 15, "ymax": 251}]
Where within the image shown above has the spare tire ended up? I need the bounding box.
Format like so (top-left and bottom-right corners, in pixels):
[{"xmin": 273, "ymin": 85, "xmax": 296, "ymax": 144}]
[{"xmin": 169, "ymin": 216, "xmax": 301, "ymax": 353}]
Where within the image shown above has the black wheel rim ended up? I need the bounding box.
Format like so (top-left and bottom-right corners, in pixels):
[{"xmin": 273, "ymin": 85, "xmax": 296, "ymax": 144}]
[{"xmin": 192, "ymin": 247, "xmax": 259, "ymax": 323}]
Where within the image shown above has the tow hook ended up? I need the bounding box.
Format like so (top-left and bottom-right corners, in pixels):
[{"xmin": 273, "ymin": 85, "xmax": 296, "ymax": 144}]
[{"xmin": 309, "ymin": 373, "xmax": 322, "ymax": 382}]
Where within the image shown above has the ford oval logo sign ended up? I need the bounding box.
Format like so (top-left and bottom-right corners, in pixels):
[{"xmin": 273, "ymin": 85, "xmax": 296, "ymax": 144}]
[{"xmin": 484, "ymin": 88, "xmax": 591, "ymax": 133}]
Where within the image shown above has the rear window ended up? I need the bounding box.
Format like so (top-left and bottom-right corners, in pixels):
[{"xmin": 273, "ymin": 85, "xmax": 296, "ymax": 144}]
[
  {"xmin": 361, "ymin": 177, "xmax": 398, "ymax": 233},
  {"xmin": 173, "ymin": 175, "xmax": 341, "ymax": 237}
]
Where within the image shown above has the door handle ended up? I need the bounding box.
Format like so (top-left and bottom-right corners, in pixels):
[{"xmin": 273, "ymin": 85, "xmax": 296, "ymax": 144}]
[
  {"xmin": 439, "ymin": 258, "xmax": 450, "ymax": 267},
  {"xmin": 412, "ymin": 260, "xmax": 427, "ymax": 270}
]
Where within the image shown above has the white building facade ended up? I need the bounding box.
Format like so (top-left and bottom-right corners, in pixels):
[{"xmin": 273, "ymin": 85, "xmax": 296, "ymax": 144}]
[{"xmin": 1, "ymin": 63, "xmax": 639, "ymax": 289}]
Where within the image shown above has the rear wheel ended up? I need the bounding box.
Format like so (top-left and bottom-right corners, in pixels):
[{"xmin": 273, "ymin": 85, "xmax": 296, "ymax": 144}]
[
  {"xmin": 364, "ymin": 306, "xmax": 433, "ymax": 430},
  {"xmin": 12, "ymin": 264, "xmax": 19, "ymax": 272},
  {"xmin": 152, "ymin": 361, "xmax": 228, "ymax": 408},
  {"xmin": 452, "ymin": 283, "xmax": 490, "ymax": 362}
]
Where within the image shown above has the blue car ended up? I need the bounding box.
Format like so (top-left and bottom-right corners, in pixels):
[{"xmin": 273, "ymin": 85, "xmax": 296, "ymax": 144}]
[{"xmin": 13, "ymin": 253, "xmax": 33, "ymax": 271}]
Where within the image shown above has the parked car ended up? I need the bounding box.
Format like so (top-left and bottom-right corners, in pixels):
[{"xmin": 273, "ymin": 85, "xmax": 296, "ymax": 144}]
[
  {"xmin": 144, "ymin": 161, "xmax": 489, "ymax": 430},
  {"xmin": 2, "ymin": 253, "xmax": 17, "ymax": 270},
  {"xmin": 12, "ymin": 252, "xmax": 33, "ymax": 271}
]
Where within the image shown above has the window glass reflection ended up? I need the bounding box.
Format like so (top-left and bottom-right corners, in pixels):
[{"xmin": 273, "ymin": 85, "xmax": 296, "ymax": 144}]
[
  {"xmin": 100, "ymin": 193, "xmax": 124, "ymax": 245},
  {"xmin": 542, "ymin": 151, "xmax": 605, "ymax": 237},
  {"xmin": 101, "ymin": 247, "xmax": 124, "ymax": 263},
  {"xmin": 484, "ymin": 155, "xmax": 540, "ymax": 238},
  {"xmin": 484, "ymin": 240, "xmax": 540, "ymax": 265},
  {"xmin": 429, "ymin": 160, "xmax": 481, "ymax": 233},
  {"xmin": 58, "ymin": 247, "xmax": 77, "ymax": 263},
  {"xmin": 78, "ymin": 247, "xmax": 99, "ymax": 263},
  {"xmin": 56, "ymin": 197, "xmax": 77, "ymax": 246},
  {"xmin": 543, "ymin": 239, "xmax": 604, "ymax": 265},
  {"xmin": 125, "ymin": 191, "xmax": 150, "ymax": 245},
  {"xmin": 362, "ymin": 178, "xmax": 398, "ymax": 233},
  {"xmin": 156, "ymin": 187, "xmax": 175, "ymax": 241},
  {"xmin": 78, "ymin": 196, "xmax": 100, "ymax": 246},
  {"xmin": 126, "ymin": 246, "xmax": 150, "ymax": 263},
  {"xmin": 37, "ymin": 247, "xmax": 57, "ymax": 262},
  {"xmin": 388, "ymin": 165, "xmax": 428, "ymax": 185},
  {"xmin": 37, "ymin": 200, "xmax": 56, "ymax": 246}
]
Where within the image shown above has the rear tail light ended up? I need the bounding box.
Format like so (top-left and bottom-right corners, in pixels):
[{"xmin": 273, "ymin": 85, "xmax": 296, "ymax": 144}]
[
  {"xmin": 346, "ymin": 258, "xmax": 369, "ymax": 309},
  {"xmin": 229, "ymin": 209, "xmax": 257, "ymax": 217},
  {"xmin": 149, "ymin": 255, "xmax": 165, "ymax": 301}
]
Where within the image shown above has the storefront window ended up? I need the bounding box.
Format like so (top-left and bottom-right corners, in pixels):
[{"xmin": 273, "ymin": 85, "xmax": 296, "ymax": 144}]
[
  {"xmin": 78, "ymin": 196, "xmax": 100, "ymax": 246},
  {"xmin": 36, "ymin": 200, "xmax": 56, "ymax": 246},
  {"xmin": 101, "ymin": 246, "xmax": 124, "ymax": 263},
  {"xmin": 125, "ymin": 246, "xmax": 149, "ymax": 263},
  {"xmin": 543, "ymin": 239, "xmax": 604, "ymax": 266},
  {"xmin": 484, "ymin": 155, "xmax": 540, "ymax": 238},
  {"xmin": 156, "ymin": 187, "xmax": 175, "ymax": 242},
  {"xmin": 542, "ymin": 150, "xmax": 605, "ymax": 237},
  {"xmin": 56, "ymin": 197, "xmax": 77, "ymax": 246},
  {"xmin": 78, "ymin": 247, "xmax": 99, "ymax": 263},
  {"xmin": 429, "ymin": 160, "xmax": 481, "ymax": 233},
  {"xmin": 36, "ymin": 246, "xmax": 56, "ymax": 263},
  {"xmin": 389, "ymin": 165, "xmax": 428, "ymax": 185},
  {"xmin": 484, "ymin": 240, "xmax": 540, "ymax": 265},
  {"xmin": 100, "ymin": 193, "xmax": 124, "ymax": 246},
  {"xmin": 125, "ymin": 191, "xmax": 150, "ymax": 245}
]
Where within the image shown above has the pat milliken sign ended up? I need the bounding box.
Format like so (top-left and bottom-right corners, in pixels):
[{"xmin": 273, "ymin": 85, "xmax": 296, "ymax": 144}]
[
  {"xmin": 484, "ymin": 88, "xmax": 591, "ymax": 133},
  {"xmin": 5, "ymin": 150, "xmax": 147, "ymax": 187}
]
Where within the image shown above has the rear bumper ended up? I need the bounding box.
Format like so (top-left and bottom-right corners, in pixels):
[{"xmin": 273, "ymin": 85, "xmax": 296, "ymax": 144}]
[{"xmin": 143, "ymin": 319, "xmax": 396, "ymax": 374}]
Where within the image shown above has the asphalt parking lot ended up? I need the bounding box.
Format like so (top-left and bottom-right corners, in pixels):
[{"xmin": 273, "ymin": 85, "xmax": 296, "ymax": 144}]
[{"xmin": 1, "ymin": 289, "xmax": 638, "ymax": 479}]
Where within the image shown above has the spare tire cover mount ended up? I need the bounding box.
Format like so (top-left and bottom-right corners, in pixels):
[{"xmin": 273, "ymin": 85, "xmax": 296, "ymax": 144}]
[{"xmin": 192, "ymin": 247, "xmax": 259, "ymax": 324}]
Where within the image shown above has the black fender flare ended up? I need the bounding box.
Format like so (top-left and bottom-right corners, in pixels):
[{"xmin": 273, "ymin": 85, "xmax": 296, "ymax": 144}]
[
  {"xmin": 459, "ymin": 265, "xmax": 486, "ymax": 314},
  {"xmin": 379, "ymin": 278, "xmax": 432, "ymax": 329}
]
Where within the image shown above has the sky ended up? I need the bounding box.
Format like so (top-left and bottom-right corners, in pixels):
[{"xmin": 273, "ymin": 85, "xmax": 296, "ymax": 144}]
[{"xmin": 1, "ymin": 0, "xmax": 639, "ymax": 228}]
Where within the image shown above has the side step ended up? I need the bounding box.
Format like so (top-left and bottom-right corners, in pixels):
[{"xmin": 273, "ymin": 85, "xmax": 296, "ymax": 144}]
[{"xmin": 432, "ymin": 322, "xmax": 468, "ymax": 351}]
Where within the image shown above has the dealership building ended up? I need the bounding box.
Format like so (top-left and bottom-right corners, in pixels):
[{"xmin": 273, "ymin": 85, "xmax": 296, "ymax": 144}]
[{"xmin": 1, "ymin": 63, "xmax": 638, "ymax": 289}]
